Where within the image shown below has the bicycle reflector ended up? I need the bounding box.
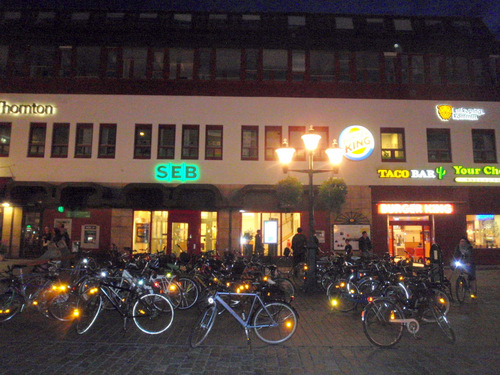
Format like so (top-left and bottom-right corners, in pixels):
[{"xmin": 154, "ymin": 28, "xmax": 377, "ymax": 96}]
[
  {"xmin": 331, "ymin": 299, "xmax": 338, "ymax": 307},
  {"xmin": 72, "ymin": 309, "xmax": 80, "ymax": 318}
]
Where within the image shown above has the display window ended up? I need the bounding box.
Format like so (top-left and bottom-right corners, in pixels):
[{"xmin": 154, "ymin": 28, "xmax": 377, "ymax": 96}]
[{"xmin": 466, "ymin": 215, "xmax": 499, "ymax": 248}]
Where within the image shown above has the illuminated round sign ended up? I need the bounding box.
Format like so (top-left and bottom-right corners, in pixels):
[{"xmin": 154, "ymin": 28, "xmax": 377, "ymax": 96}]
[{"xmin": 339, "ymin": 125, "xmax": 375, "ymax": 161}]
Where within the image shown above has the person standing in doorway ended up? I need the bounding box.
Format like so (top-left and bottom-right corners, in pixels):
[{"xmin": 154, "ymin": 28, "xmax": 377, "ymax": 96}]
[
  {"xmin": 291, "ymin": 227, "xmax": 307, "ymax": 275},
  {"xmin": 358, "ymin": 231, "xmax": 373, "ymax": 258},
  {"xmin": 254, "ymin": 229, "xmax": 264, "ymax": 258}
]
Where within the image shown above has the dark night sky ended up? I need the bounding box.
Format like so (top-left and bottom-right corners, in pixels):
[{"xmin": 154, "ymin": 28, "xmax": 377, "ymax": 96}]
[{"xmin": 2, "ymin": 0, "xmax": 499, "ymax": 39}]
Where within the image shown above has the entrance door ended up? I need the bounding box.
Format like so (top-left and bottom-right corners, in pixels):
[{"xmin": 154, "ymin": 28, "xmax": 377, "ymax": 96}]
[
  {"xmin": 389, "ymin": 216, "xmax": 431, "ymax": 262},
  {"xmin": 167, "ymin": 210, "xmax": 201, "ymax": 257}
]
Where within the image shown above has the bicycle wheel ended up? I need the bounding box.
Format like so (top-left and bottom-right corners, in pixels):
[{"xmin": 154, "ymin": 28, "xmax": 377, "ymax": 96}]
[
  {"xmin": 272, "ymin": 278, "xmax": 295, "ymax": 303},
  {"xmin": 421, "ymin": 289, "xmax": 451, "ymax": 323},
  {"xmin": 153, "ymin": 277, "xmax": 183, "ymax": 310},
  {"xmin": 320, "ymin": 270, "xmax": 340, "ymax": 291},
  {"xmin": 253, "ymin": 301, "xmax": 298, "ymax": 344},
  {"xmin": 327, "ymin": 279, "xmax": 358, "ymax": 312},
  {"xmin": 177, "ymin": 277, "xmax": 199, "ymax": 310},
  {"xmin": 189, "ymin": 304, "xmax": 217, "ymax": 348},
  {"xmin": 362, "ymin": 299, "xmax": 404, "ymax": 348},
  {"xmin": 0, "ymin": 292, "xmax": 23, "ymax": 322},
  {"xmin": 76, "ymin": 290, "xmax": 102, "ymax": 334},
  {"xmin": 456, "ymin": 276, "xmax": 467, "ymax": 304},
  {"xmin": 133, "ymin": 293, "xmax": 174, "ymax": 334},
  {"xmin": 48, "ymin": 292, "xmax": 79, "ymax": 321},
  {"xmin": 430, "ymin": 303, "xmax": 456, "ymax": 343}
]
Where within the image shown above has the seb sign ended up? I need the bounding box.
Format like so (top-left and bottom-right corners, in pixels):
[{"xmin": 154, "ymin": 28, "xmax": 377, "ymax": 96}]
[
  {"xmin": 155, "ymin": 163, "xmax": 199, "ymax": 182},
  {"xmin": 378, "ymin": 203, "xmax": 454, "ymax": 215}
]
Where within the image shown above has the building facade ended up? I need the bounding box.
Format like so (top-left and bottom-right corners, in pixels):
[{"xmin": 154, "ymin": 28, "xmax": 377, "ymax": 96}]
[{"xmin": 0, "ymin": 7, "xmax": 499, "ymax": 263}]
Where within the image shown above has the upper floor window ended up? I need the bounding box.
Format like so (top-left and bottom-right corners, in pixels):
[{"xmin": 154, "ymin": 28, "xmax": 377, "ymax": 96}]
[
  {"xmin": 158, "ymin": 124, "xmax": 175, "ymax": 159},
  {"xmin": 152, "ymin": 48, "xmax": 165, "ymax": 79},
  {"xmin": 71, "ymin": 12, "xmax": 90, "ymax": 24},
  {"xmin": 11, "ymin": 45, "xmax": 26, "ymax": 77},
  {"xmin": 58, "ymin": 46, "xmax": 73, "ymax": 77},
  {"xmin": 472, "ymin": 58, "xmax": 488, "ymax": 86},
  {"xmin": 394, "ymin": 19, "xmax": 412, "ymax": 31},
  {"xmin": 291, "ymin": 50, "xmax": 305, "ymax": 81},
  {"xmin": 338, "ymin": 51, "xmax": 352, "ymax": 82},
  {"xmin": 134, "ymin": 124, "xmax": 152, "ymax": 159},
  {"xmin": 98, "ymin": 123, "xmax": 116, "ymax": 158},
  {"xmin": 169, "ymin": 48, "xmax": 193, "ymax": 80},
  {"xmin": 336, "ymin": 17, "xmax": 354, "ymax": 29},
  {"xmin": 243, "ymin": 49, "xmax": 259, "ymax": 81},
  {"xmin": 216, "ymin": 49, "xmax": 240, "ymax": 80},
  {"xmin": 472, "ymin": 129, "xmax": 497, "ymax": 163},
  {"xmin": 29, "ymin": 45, "xmax": 55, "ymax": 78},
  {"xmin": 288, "ymin": 16, "xmax": 305, "ymax": 28},
  {"xmin": 263, "ymin": 49, "xmax": 287, "ymax": 81},
  {"xmin": 0, "ymin": 45, "xmax": 8, "ymax": 78},
  {"xmin": 28, "ymin": 123, "xmax": 46, "ymax": 158},
  {"xmin": 76, "ymin": 46, "xmax": 100, "ymax": 78},
  {"xmin": 75, "ymin": 123, "xmax": 93, "ymax": 158},
  {"xmin": 105, "ymin": 47, "xmax": 119, "ymax": 78},
  {"xmin": 365, "ymin": 18, "xmax": 385, "ymax": 33},
  {"xmin": 288, "ymin": 126, "xmax": 306, "ymax": 161},
  {"xmin": 0, "ymin": 122, "xmax": 11, "ymax": 157},
  {"xmin": 265, "ymin": 126, "xmax": 282, "ymax": 161},
  {"xmin": 51, "ymin": 123, "xmax": 69, "ymax": 158},
  {"xmin": 446, "ymin": 56, "xmax": 469, "ymax": 84},
  {"xmin": 123, "ymin": 48, "xmax": 147, "ymax": 79},
  {"xmin": 205, "ymin": 125, "xmax": 223, "ymax": 160},
  {"xmin": 241, "ymin": 126, "xmax": 258, "ymax": 161},
  {"xmin": 429, "ymin": 55, "xmax": 444, "ymax": 84},
  {"xmin": 173, "ymin": 13, "xmax": 192, "ymax": 28},
  {"xmin": 384, "ymin": 52, "xmax": 397, "ymax": 83},
  {"xmin": 198, "ymin": 48, "xmax": 212, "ymax": 80},
  {"xmin": 310, "ymin": 50, "xmax": 335, "ymax": 82},
  {"xmin": 181, "ymin": 125, "xmax": 199, "ymax": 160},
  {"xmin": 356, "ymin": 52, "xmax": 380, "ymax": 83},
  {"xmin": 427, "ymin": 128, "xmax": 451, "ymax": 162},
  {"xmin": 381, "ymin": 128, "xmax": 406, "ymax": 162},
  {"xmin": 489, "ymin": 56, "xmax": 500, "ymax": 85},
  {"xmin": 401, "ymin": 54, "xmax": 424, "ymax": 84}
]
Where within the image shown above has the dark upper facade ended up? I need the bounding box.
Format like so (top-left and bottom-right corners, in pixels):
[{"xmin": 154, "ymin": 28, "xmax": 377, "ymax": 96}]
[{"xmin": 0, "ymin": 7, "xmax": 499, "ymax": 100}]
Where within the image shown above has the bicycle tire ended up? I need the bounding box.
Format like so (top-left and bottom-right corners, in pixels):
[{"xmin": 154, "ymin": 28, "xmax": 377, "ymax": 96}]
[
  {"xmin": 456, "ymin": 276, "xmax": 467, "ymax": 304},
  {"xmin": 189, "ymin": 304, "xmax": 217, "ymax": 348},
  {"xmin": 327, "ymin": 279, "xmax": 358, "ymax": 312},
  {"xmin": 153, "ymin": 277, "xmax": 183, "ymax": 310},
  {"xmin": 272, "ymin": 278, "xmax": 295, "ymax": 303},
  {"xmin": 430, "ymin": 302, "xmax": 456, "ymax": 343},
  {"xmin": 133, "ymin": 293, "xmax": 174, "ymax": 335},
  {"xmin": 48, "ymin": 292, "xmax": 79, "ymax": 321},
  {"xmin": 177, "ymin": 277, "xmax": 199, "ymax": 310},
  {"xmin": 253, "ymin": 301, "xmax": 298, "ymax": 344},
  {"xmin": 421, "ymin": 289, "xmax": 451, "ymax": 323},
  {"xmin": 76, "ymin": 291, "xmax": 102, "ymax": 334},
  {"xmin": 0, "ymin": 292, "xmax": 23, "ymax": 322},
  {"xmin": 362, "ymin": 299, "xmax": 404, "ymax": 348},
  {"xmin": 320, "ymin": 270, "xmax": 340, "ymax": 291}
]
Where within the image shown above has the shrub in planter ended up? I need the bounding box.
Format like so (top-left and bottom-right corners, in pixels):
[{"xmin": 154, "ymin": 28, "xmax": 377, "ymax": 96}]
[
  {"xmin": 317, "ymin": 177, "xmax": 348, "ymax": 214},
  {"xmin": 276, "ymin": 176, "xmax": 303, "ymax": 208}
]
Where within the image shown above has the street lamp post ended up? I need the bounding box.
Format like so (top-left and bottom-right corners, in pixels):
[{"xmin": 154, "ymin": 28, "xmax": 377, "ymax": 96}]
[{"xmin": 276, "ymin": 126, "xmax": 344, "ymax": 292}]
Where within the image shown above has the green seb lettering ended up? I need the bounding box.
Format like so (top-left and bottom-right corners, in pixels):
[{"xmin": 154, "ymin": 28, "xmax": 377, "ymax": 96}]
[{"xmin": 155, "ymin": 163, "xmax": 200, "ymax": 182}]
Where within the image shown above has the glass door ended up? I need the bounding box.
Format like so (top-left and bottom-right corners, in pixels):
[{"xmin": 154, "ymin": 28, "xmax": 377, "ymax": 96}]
[
  {"xmin": 389, "ymin": 215, "xmax": 431, "ymax": 262},
  {"xmin": 171, "ymin": 222, "xmax": 189, "ymax": 257}
]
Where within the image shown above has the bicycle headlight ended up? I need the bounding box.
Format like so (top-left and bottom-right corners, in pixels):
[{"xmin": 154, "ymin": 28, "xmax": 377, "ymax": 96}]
[
  {"xmin": 208, "ymin": 297, "xmax": 215, "ymax": 304},
  {"xmin": 455, "ymin": 261, "xmax": 462, "ymax": 268}
]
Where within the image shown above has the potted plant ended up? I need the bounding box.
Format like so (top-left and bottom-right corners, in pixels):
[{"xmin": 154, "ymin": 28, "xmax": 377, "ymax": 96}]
[
  {"xmin": 276, "ymin": 176, "xmax": 303, "ymax": 208},
  {"xmin": 316, "ymin": 177, "xmax": 348, "ymax": 214}
]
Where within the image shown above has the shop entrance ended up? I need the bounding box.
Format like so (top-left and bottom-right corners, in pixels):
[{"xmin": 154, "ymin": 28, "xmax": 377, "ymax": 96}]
[{"xmin": 388, "ymin": 215, "xmax": 432, "ymax": 262}]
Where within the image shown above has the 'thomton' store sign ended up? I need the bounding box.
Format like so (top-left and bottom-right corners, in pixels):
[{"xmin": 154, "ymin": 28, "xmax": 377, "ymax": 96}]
[{"xmin": 0, "ymin": 100, "xmax": 56, "ymax": 116}]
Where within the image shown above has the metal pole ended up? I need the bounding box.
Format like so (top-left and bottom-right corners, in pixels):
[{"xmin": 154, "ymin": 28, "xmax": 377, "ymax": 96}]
[{"xmin": 305, "ymin": 151, "xmax": 317, "ymax": 291}]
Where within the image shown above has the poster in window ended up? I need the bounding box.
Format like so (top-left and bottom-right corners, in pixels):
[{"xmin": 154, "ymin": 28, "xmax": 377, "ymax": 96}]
[
  {"xmin": 263, "ymin": 220, "xmax": 278, "ymax": 244},
  {"xmin": 136, "ymin": 223, "xmax": 149, "ymax": 243}
]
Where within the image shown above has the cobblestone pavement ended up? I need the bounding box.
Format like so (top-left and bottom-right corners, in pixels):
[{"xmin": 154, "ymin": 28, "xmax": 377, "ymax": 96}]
[{"xmin": 0, "ymin": 262, "xmax": 499, "ymax": 375}]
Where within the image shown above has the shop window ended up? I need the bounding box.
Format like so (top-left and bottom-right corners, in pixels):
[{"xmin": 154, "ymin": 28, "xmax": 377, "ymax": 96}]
[
  {"xmin": 28, "ymin": 123, "xmax": 46, "ymax": 158},
  {"xmin": 381, "ymin": 128, "xmax": 406, "ymax": 162},
  {"xmin": 0, "ymin": 122, "xmax": 11, "ymax": 157},
  {"xmin": 356, "ymin": 51, "xmax": 380, "ymax": 83},
  {"xmin": 241, "ymin": 126, "xmax": 258, "ymax": 161},
  {"xmin": 134, "ymin": 124, "xmax": 152, "ymax": 159},
  {"xmin": 265, "ymin": 126, "xmax": 282, "ymax": 161},
  {"xmin": 152, "ymin": 48, "xmax": 165, "ymax": 79},
  {"xmin": 51, "ymin": 122, "xmax": 69, "ymax": 158},
  {"xmin": 466, "ymin": 215, "xmax": 499, "ymax": 248},
  {"xmin": 133, "ymin": 211, "xmax": 151, "ymax": 252},
  {"xmin": 123, "ymin": 47, "xmax": 147, "ymax": 79},
  {"xmin": 29, "ymin": 45, "xmax": 55, "ymax": 78},
  {"xmin": 310, "ymin": 50, "xmax": 335, "ymax": 82},
  {"xmin": 427, "ymin": 128, "xmax": 452, "ymax": 162},
  {"xmin": 75, "ymin": 46, "xmax": 100, "ymax": 78},
  {"xmin": 181, "ymin": 124, "xmax": 199, "ymax": 160},
  {"xmin": 205, "ymin": 125, "xmax": 223, "ymax": 160},
  {"xmin": 168, "ymin": 48, "xmax": 194, "ymax": 80},
  {"xmin": 243, "ymin": 49, "xmax": 258, "ymax": 81},
  {"xmin": 216, "ymin": 48, "xmax": 240, "ymax": 80},
  {"xmin": 158, "ymin": 124, "xmax": 175, "ymax": 159},
  {"xmin": 263, "ymin": 49, "xmax": 287, "ymax": 81},
  {"xmin": 98, "ymin": 123, "xmax": 116, "ymax": 159},
  {"xmin": 201, "ymin": 211, "xmax": 218, "ymax": 252},
  {"xmin": 472, "ymin": 129, "xmax": 497, "ymax": 163},
  {"xmin": 75, "ymin": 123, "xmax": 93, "ymax": 158}
]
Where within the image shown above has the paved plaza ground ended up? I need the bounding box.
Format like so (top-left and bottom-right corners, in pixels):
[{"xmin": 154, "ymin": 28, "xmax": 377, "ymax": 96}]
[{"xmin": 0, "ymin": 259, "xmax": 499, "ymax": 374}]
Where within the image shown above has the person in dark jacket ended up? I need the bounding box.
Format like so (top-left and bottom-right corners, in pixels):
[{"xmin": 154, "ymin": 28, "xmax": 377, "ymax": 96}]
[
  {"xmin": 291, "ymin": 227, "xmax": 307, "ymax": 273},
  {"xmin": 453, "ymin": 236, "xmax": 476, "ymax": 280},
  {"xmin": 358, "ymin": 231, "xmax": 372, "ymax": 258}
]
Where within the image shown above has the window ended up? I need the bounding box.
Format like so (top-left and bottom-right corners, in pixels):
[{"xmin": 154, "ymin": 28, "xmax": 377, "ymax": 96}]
[
  {"xmin": 288, "ymin": 16, "xmax": 305, "ymax": 28},
  {"xmin": 489, "ymin": 56, "xmax": 500, "ymax": 85},
  {"xmin": 472, "ymin": 58, "xmax": 487, "ymax": 86},
  {"xmin": 338, "ymin": 51, "xmax": 352, "ymax": 82},
  {"xmin": 134, "ymin": 124, "xmax": 152, "ymax": 159},
  {"xmin": 384, "ymin": 52, "xmax": 397, "ymax": 83},
  {"xmin": 181, "ymin": 125, "xmax": 199, "ymax": 159},
  {"xmin": 310, "ymin": 51, "xmax": 335, "ymax": 82},
  {"xmin": 28, "ymin": 123, "xmax": 46, "ymax": 157},
  {"xmin": 381, "ymin": 128, "xmax": 406, "ymax": 161},
  {"xmin": 241, "ymin": 126, "xmax": 258, "ymax": 160},
  {"xmin": 105, "ymin": 47, "xmax": 119, "ymax": 78},
  {"xmin": 291, "ymin": 50, "xmax": 305, "ymax": 81},
  {"xmin": 265, "ymin": 126, "xmax": 282, "ymax": 161},
  {"xmin": 401, "ymin": 54, "xmax": 424, "ymax": 84},
  {"xmin": 216, "ymin": 49, "xmax": 240, "ymax": 80},
  {"xmin": 472, "ymin": 129, "xmax": 497, "ymax": 163},
  {"xmin": 98, "ymin": 123, "xmax": 116, "ymax": 158},
  {"xmin": 75, "ymin": 123, "xmax": 93, "ymax": 158},
  {"xmin": 427, "ymin": 129, "xmax": 451, "ymax": 162},
  {"xmin": 158, "ymin": 124, "xmax": 175, "ymax": 159},
  {"xmin": 76, "ymin": 46, "xmax": 100, "ymax": 78},
  {"xmin": 168, "ymin": 48, "xmax": 193, "ymax": 80},
  {"xmin": 58, "ymin": 46, "xmax": 73, "ymax": 77},
  {"xmin": 356, "ymin": 52, "xmax": 380, "ymax": 83},
  {"xmin": 29, "ymin": 45, "xmax": 55, "ymax": 78},
  {"xmin": 365, "ymin": 18, "xmax": 385, "ymax": 33},
  {"xmin": 263, "ymin": 49, "xmax": 287, "ymax": 81},
  {"xmin": 11, "ymin": 45, "xmax": 26, "ymax": 77},
  {"xmin": 429, "ymin": 55, "xmax": 443, "ymax": 84},
  {"xmin": 243, "ymin": 49, "xmax": 259, "ymax": 81},
  {"xmin": 288, "ymin": 126, "xmax": 306, "ymax": 161},
  {"xmin": 446, "ymin": 56, "xmax": 469, "ymax": 84},
  {"xmin": 198, "ymin": 48, "xmax": 212, "ymax": 80},
  {"xmin": 152, "ymin": 48, "xmax": 165, "ymax": 79},
  {"xmin": 0, "ymin": 45, "xmax": 8, "ymax": 77},
  {"xmin": 335, "ymin": 17, "xmax": 354, "ymax": 29},
  {"xmin": 51, "ymin": 123, "xmax": 69, "ymax": 158},
  {"xmin": 0, "ymin": 122, "xmax": 11, "ymax": 157},
  {"xmin": 394, "ymin": 19, "xmax": 412, "ymax": 31},
  {"xmin": 205, "ymin": 125, "xmax": 223, "ymax": 160},
  {"xmin": 123, "ymin": 48, "xmax": 147, "ymax": 79},
  {"xmin": 466, "ymin": 215, "xmax": 500, "ymax": 248}
]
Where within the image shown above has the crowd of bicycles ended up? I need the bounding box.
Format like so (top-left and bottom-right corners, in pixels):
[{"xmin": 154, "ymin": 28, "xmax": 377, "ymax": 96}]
[
  {"xmin": 0, "ymin": 250, "xmax": 298, "ymax": 346},
  {"xmin": 0, "ymin": 248, "xmax": 477, "ymax": 348}
]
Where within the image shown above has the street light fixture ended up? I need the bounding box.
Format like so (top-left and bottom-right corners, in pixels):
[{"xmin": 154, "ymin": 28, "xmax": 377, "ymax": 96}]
[{"xmin": 276, "ymin": 126, "xmax": 344, "ymax": 291}]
